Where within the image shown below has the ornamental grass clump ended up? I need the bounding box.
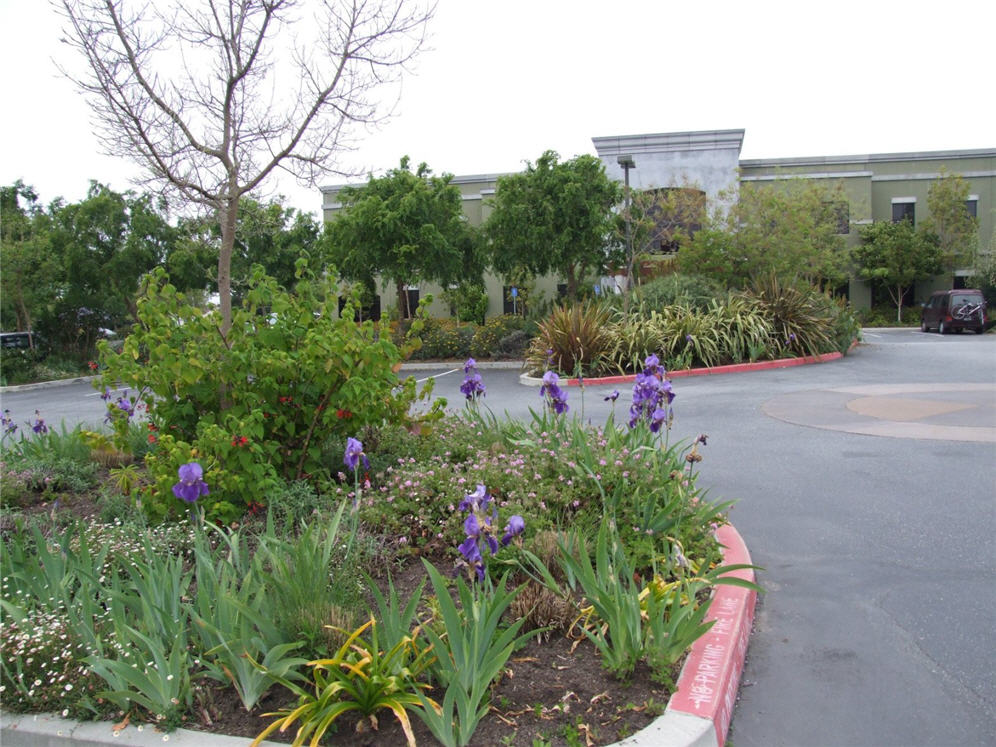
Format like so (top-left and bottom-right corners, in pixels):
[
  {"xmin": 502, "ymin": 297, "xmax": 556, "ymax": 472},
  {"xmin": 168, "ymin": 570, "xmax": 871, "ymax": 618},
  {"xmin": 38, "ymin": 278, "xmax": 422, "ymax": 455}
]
[{"xmin": 525, "ymin": 302, "xmax": 614, "ymax": 376}]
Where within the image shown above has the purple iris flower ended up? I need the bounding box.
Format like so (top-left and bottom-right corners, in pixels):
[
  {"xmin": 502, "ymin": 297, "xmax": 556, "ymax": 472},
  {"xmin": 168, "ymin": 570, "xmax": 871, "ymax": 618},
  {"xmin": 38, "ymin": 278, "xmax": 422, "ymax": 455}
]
[
  {"xmin": 2, "ymin": 410, "xmax": 17, "ymax": 435},
  {"xmin": 343, "ymin": 437, "xmax": 369, "ymax": 472},
  {"xmin": 540, "ymin": 371, "xmax": 569, "ymax": 415},
  {"xmin": 117, "ymin": 396, "xmax": 133, "ymax": 416},
  {"xmin": 644, "ymin": 354, "xmax": 662, "ymax": 375},
  {"xmin": 459, "ymin": 513, "xmax": 497, "ymax": 581},
  {"xmin": 100, "ymin": 387, "xmax": 112, "ymax": 401},
  {"xmin": 172, "ymin": 462, "xmax": 210, "ymax": 503},
  {"xmin": 460, "ymin": 373, "xmax": 486, "ymax": 400},
  {"xmin": 31, "ymin": 411, "xmax": 48, "ymax": 434},
  {"xmin": 458, "ymin": 484, "xmax": 490, "ymax": 513},
  {"xmin": 457, "ymin": 484, "xmax": 523, "ymax": 581},
  {"xmin": 628, "ymin": 355, "xmax": 675, "ymax": 430},
  {"xmin": 501, "ymin": 515, "xmax": 525, "ymax": 546},
  {"xmin": 604, "ymin": 390, "xmax": 620, "ymax": 402},
  {"xmin": 460, "ymin": 359, "xmax": 487, "ymax": 401}
]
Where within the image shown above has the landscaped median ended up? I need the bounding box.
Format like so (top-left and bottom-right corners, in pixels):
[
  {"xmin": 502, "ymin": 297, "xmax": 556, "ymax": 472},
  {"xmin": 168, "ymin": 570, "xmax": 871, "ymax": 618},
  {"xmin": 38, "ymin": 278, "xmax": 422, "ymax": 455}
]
[{"xmin": 0, "ymin": 523, "xmax": 756, "ymax": 747}]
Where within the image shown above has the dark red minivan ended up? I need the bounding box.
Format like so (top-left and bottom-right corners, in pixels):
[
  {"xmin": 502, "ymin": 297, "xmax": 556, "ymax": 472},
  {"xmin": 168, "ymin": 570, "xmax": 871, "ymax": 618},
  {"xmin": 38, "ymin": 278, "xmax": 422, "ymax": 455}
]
[{"xmin": 920, "ymin": 289, "xmax": 987, "ymax": 334}]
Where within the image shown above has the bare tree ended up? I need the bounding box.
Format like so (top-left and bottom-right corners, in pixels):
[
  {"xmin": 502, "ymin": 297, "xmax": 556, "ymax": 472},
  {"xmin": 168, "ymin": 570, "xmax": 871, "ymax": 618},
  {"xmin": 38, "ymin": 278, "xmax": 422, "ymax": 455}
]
[{"xmin": 56, "ymin": 0, "xmax": 434, "ymax": 331}]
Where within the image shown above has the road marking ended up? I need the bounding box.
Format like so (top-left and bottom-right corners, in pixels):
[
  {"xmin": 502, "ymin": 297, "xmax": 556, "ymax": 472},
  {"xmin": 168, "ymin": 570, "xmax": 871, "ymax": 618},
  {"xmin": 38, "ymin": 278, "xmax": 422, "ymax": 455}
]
[{"xmin": 414, "ymin": 368, "xmax": 460, "ymax": 384}]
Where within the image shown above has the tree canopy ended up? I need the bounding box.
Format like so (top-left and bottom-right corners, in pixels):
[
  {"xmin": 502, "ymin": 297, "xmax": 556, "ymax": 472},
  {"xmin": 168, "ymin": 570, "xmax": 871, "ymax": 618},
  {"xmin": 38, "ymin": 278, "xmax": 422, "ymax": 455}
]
[
  {"xmin": 853, "ymin": 219, "xmax": 941, "ymax": 321},
  {"xmin": 325, "ymin": 157, "xmax": 480, "ymax": 318},
  {"xmin": 678, "ymin": 179, "xmax": 850, "ymax": 289},
  {"xmin": 57, "ymin": 0, "xmax": 433, "ymax": 332},
  {"xmin": 484, "ymin": 150, "xmax": 620, "ymax": 300},
  {"xmin": 1, "ymin": 182, "xmax": 57, "ymax": 337},
  {"xmin": 923, "ymin": 169, "xmax": 979, "ymax": 271},
  {"xmin": 177, "ymin": 198, "xmax": 324, "ymax": 300}
]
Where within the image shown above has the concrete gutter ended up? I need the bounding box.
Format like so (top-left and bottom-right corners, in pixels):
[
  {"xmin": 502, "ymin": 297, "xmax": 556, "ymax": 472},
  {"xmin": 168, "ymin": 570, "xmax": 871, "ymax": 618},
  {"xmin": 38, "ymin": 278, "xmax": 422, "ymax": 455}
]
[
  {"xmin": 0, "ymin": 363, "xmax": 524, "ymax": 395},
  {"xmin": 0, "ymin": 524, "xmax": 755, "ymax": 747},
  {"xmin": 521, "ymin": 351, "xmax": 846, "ymax": 387}
]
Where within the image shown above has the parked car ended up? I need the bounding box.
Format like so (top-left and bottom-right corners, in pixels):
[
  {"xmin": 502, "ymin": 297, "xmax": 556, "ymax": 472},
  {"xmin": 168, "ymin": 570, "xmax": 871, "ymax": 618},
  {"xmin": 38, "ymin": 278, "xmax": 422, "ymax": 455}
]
[
  {"xmin": 0, "ymin": 331, "xmax": 36, "ymax": 349},
  {"xmin": 920, "ymin": 289, "xmax": 987, "ymax": 334}
]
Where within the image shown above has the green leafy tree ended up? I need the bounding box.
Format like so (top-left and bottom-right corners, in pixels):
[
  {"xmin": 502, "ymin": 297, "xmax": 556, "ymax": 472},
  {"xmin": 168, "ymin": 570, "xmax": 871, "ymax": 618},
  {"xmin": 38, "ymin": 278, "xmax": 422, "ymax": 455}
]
[
  {"xmin": 484, "ymin": 150, "xmax": 620, "ymax": 300},
  {"xmin": 175, "ymin": 197, "xmax": 324, "ymax": 299},
  {"xmin": 853, "ymin": 220, "xmax": 941, "ymax": 321},
  {"xmin": 619, "ymin": 185, "xmax": 705, "ymax": 278},
  {"xmin": 0, "ymin": 182, "xmax": 57, "ymax": 337},
  {"xmin": 679, "ymin": 179, "xmax": 850, "ymax": 289},
  {"xmin": 58, "ymin": 0, "xmax": 433, "ymax": 334},
  {"xmin": 923, "ymin": 169, "xmax": 979, "ymax": 271},
  {"xmin": 326, "ymin": 157, "xmax": 480, "ymax": 319},
  {"xmin": 43, "ymin": 183, "xmax": 175, "ymax": 353}
]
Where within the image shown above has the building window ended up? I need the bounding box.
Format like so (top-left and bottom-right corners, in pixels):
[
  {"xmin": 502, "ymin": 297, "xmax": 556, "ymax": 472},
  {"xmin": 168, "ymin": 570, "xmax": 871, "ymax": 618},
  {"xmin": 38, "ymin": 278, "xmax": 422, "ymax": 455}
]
[
  {"xmin": 891, "ymin": 199, "xmax": 915, "ymax": 224},
  {"xmin": 824, "ymin": 200, "xmax": 850, "ymax": 234},
  {"xmin": 966, "ymin": 196, "xmax": 978, "ymax": 218},
  {"xmin": 557, "ymin": 284, "xmax": 568, "ymax": 299}
]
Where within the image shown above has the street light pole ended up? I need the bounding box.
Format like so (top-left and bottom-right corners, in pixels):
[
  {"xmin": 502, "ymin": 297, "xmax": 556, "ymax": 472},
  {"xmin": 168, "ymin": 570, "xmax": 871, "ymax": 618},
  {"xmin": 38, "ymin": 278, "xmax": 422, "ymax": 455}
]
[{"xmin": 617, "ymin": 154, "xmax": 636, "ymax": 308}]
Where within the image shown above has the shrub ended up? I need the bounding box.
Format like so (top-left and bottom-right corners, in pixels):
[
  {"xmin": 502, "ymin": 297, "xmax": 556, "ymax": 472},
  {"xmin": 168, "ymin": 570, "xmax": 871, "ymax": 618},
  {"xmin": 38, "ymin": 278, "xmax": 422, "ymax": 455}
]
[
  {"xmin": 524, "ymin": 303, "xmax": 614, "ymax": 376},
  {"xmin": 411, "ymin": 318, "xmax": 475, "ymax": 360},
  {"xmin": 96, "ymin": 263, "xmax": 443, "ymax": 522},
  {"xmin": 470, "ymin": 315, "xmax": 526, "ymax": 360},
  {"xmin": 635, "ymin": 273, "xmax": 724, "ymax": 312},
  {"xmin": 443, "ymin": 281, "xmax": 489, "ymax": 324},
  {"xmin": 857, "ymin": 304, "xmax": 920, "ymax": 327},
  {"xmin": 496, "ymin": 329, "xmax": 531, "ymax": 358},
  {"xmin": 739, "ymin": 276, "xmax": 835, "ymax": 358}
]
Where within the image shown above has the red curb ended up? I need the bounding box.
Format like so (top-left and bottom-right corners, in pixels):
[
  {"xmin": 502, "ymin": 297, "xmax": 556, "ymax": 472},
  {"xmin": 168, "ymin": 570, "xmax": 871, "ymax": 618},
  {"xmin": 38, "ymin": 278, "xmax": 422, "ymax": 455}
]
[
  {"xmin": 666, "ymin": 523, "xmax": 757, "ymax": 747},
  {"xmin": 563, "ymin": 351, "xmax": 843, "ymax": 386}
]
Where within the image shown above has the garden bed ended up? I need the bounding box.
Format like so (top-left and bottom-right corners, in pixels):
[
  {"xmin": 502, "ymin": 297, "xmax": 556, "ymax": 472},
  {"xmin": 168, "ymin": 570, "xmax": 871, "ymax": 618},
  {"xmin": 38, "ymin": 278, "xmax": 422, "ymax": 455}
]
[{"xmin": 2, "ymin": 359, "xmax": 751, "ymax": 747}]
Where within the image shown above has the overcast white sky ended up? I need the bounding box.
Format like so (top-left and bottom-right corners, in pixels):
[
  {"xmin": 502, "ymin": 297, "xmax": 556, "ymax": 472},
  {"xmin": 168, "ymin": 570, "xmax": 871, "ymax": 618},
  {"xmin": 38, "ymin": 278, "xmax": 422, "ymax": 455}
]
[{"xmin": 1, "ymin": 0, "xmax": 993, "ymax": 217}]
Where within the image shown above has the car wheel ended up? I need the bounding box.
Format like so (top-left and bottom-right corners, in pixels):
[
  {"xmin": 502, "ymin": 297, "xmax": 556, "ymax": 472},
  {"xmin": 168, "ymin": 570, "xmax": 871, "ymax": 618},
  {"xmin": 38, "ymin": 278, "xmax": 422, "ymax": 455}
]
[
  {"xmin": 975, "ymin": 326, "xmax": 985, "ymax": 335},
  {"xmin": 921, "ymin": 320, "xmax": 929, "ymax": 333},
  {"xmin": 939, "ymin": 320, "xmax": 947, "ymax": 334}
]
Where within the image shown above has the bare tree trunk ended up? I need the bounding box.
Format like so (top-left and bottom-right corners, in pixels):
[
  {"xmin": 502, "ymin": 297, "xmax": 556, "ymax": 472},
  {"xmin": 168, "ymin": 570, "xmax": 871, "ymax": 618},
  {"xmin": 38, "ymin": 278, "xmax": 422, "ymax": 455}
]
[
  {"xmin": 218, "ymin": 198, "xmax": 238, "ymax": 335},
  {"xmin": 396, "ymin": 279, "xmax": 409, "ymax": 320}
]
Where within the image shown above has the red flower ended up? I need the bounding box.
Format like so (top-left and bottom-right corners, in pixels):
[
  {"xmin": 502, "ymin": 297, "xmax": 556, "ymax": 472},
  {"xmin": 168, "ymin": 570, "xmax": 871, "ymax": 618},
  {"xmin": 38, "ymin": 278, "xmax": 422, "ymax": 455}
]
[
  {"xmin": 336, "ymin": 408, "xmax": 353, "ymax": 419},
  {"xmin": 231, "ymin": 435, "xmax": 249, "ymax": 448},
  {"xmin": 148, "ymin": 434, "xmax": 157, "ymax": 444},
  {"xmin": 87, "ymin": 361, "xmax": 98, "ymax": 371}
]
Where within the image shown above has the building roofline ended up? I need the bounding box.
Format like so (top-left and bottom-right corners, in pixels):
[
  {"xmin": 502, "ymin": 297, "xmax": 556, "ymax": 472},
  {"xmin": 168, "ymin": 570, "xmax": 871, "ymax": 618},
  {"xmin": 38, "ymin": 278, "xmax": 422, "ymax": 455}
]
[
  {"xmin": 320, "ymin": 172, "xmax": 507, "ymax": 196},
  {"xmin": 740, "ymin": 147, "xmax": 996, "ymax": 169},
  {"xmin": 592, "ymin": 129, "xmax": 746, "ymax": 156}
]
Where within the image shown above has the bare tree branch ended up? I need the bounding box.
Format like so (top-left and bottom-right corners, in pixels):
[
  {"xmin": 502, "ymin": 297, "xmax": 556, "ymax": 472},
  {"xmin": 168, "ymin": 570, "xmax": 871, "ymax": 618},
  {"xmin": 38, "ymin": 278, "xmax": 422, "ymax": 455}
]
[{"xmin": 55, "ymin": 0, "xmax": 435, "ymax": 331}]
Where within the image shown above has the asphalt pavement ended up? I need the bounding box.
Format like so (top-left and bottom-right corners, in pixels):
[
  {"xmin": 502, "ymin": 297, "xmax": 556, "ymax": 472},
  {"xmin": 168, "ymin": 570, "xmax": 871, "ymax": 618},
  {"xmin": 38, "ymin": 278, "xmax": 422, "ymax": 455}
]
[
  {"xmin": 409, "ymin": 330, "xmax": 996, "ymax": 747},
  {"xmin": 2, "ymin": 329, "xmax": 994, "ymax": 746}
]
